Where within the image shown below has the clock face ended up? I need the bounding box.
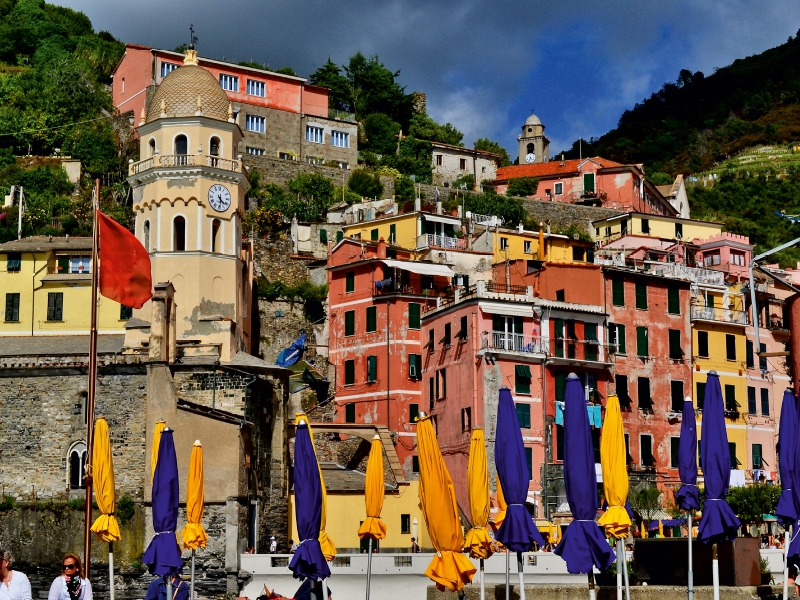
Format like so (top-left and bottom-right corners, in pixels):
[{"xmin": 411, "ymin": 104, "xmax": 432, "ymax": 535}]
[
  {"xmin": 525, "ymin": 153, "xmax": 536, "ymax": 163},
  {"xmin": 208, "ymin": 184, "xmax": 231, "ymax": 212}
]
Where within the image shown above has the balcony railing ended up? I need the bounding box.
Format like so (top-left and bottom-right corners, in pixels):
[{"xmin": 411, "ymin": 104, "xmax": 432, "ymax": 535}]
[
  {"xmin": 690, "ymin": 305, "xmax": 748, "ymax": 325},
  {"xmin": 483, "ymin": 333, "xmax": 615, "ymax": 362},
  {"xmin": 418, "ymin": 233, "xmax": 468, "ymax": 250},
  {"xmin": 129, "ymin": 154, "xmax": 241, "ymax": 175},
  {"xmin": 550, "ymin": 337, "xmax": 612, "ymax": 362},
  {"xmin": 488, "ymin": 333, "xmax": 549, "ymax": 355}
]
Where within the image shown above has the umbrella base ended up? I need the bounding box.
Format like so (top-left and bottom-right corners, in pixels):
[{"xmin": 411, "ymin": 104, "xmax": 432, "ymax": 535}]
[{"xmin": 426, "ymin": 585, "xmax": 786, "ymax": 600}]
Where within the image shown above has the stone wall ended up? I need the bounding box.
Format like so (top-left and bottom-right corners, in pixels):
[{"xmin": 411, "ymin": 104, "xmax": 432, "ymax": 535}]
[{"xmin": 522, "ymin": 198, "xmax": 623, "ymax": 233}]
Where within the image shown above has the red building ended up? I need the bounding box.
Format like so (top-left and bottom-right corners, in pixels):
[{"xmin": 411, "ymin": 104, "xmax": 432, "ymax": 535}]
[
  {"xmin": 327, "ymin": 238, "xmax": 454, "ymax": 478},
  {"xmin": 494, "ymin": 157, "xmax": 679, "ymax": 216}
]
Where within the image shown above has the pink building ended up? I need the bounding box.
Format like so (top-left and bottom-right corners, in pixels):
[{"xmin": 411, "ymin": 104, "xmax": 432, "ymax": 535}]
[{"xmin": 693, "ymin": 233, "xmax": 752, "ymax": 280}]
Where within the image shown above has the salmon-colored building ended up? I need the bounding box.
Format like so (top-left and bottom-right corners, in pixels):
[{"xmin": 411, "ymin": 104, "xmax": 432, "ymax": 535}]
[{"xmin": 495, "ymin": 157, "xmax": 679, "ymax": 216}]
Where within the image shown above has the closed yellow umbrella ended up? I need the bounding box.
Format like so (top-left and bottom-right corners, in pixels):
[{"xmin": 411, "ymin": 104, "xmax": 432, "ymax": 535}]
[
  {"xmin": 151, "ymin": 419, "xmax": 166, "ymax": 485},
  {"xmin": 181, "ymin": 441, "xmax": 209, "ymax": 549},
  {"xmin": 465, "ymin": 428, "xmax": 493, "ymax": 559},
  {"xmin": 548, "ymin": 522, "xmax": 556, "ymax": 545},
  {"xmin": 91, "ymin": 417, "xmax": 121, "ymax": 542},
  {"xmin": 295, "ymin": 413, "xmax": 336, "ymax": 561},
  {"xmin": 598, "ymin": 394, "xmax": 631, "ymax": 539},
  {"xmin": 658, "ymin": 520, "xmax": 664, "ymax": 538},
  {"xmin": 494, "ymin": 477, "xmax": 507, "ymax": 530},
  {"xmin": 358, "ymin": 435, "xmax": 388, "ymax": 540},
  {"xmin": 417, "ymin": 415, "xmax": 476, "ymax": 592}
]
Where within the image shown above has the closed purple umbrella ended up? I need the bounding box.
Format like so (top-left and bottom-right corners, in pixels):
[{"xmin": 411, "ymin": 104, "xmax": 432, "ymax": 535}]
[
  {"xmin": 776, "ymin": 389, "xmax": 797, "ymax": 525},
  {"xmin": 495, "ymin": 387, "xmax": 545, "ymax": 551},
  {"xmin": 289, "ymin": 422, "xmax": 330, "ymax": 581},
  {"xmin": 676, "ymin": 396, "xmax": 700, "ymax": 511},
  {"xmin": 786, "ymin": 390, "xmax": 800, "ymax": 569},
  {"xmin": 142, "ymin": 428, "xmax": 182, "ymax": 577},
  {"xmin": 697, "ymin": 373, "xmax": 741, "ymax": 543},
  {"xmin": 554, "ymin": 374, "xmax": 615, "ymax": 574}
]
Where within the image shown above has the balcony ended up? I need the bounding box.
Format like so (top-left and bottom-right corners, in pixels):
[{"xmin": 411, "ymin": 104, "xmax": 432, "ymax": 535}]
[
  {"xmin": 417, "ymin": 233, "xmax": 468, "ymax": 251},
  {"xmin": 129, "ymin": 154, "xmax": 242, "ymax": 175},
  {"xmin": 690, "ymin": 305, "xmax": 748, "ymax": 325},
  {"xmin": 549, "ymin": 337, "xmax": 615, "ymax": 364},
  {"xmin": 486, "ymin": 333, "xmax": 549, "ymax": 356},
  {"xmin": 423, "ymin": 280, "xmax": 533, "ymax": 315}
]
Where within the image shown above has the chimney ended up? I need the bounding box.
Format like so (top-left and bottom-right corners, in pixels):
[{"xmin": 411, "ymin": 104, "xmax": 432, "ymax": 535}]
[
  {"xmin": 560, "ymin": 153, "xmax": 565, "ymax": 167},
  {"xmin": 518, "ymin": 223, "xmax": 524, "ymax": 234},
  {"xmin": 436, "ymin": 200, "xmax": 443, "ymax": 215},
  {"xmin": 539, "ymin": 223, "xmax": 546, "ymax": 262},
  {"xmin": 377, "ymin": 237, "xmax": 387, "ymax": 259},
  {"xmin": 414, "ymin": 197, "xmax": 421, "ymax": 211},
  {"xmin": 149, "ymin": 282, "xmax": 176, "ymax": 363}
]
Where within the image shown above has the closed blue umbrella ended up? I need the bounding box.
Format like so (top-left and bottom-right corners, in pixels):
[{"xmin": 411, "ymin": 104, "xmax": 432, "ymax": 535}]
[
  {"xmin": 554, "ymin": 374, "xmax": 615, "ymax": 574},
  {"xmin": 142, "ymin": 428, "xmax": 182, "ymax": 577},
  {"xmin": 676, "ymin": 396, "xmax": 700, "ymax": 511},
  {"xmin": 697, "ymin": 373, "xmax": 741, "ymax": 543},
  {"xmin": 776, "ymin": 390, "xmax": 797, "ymax": 525},
  {"xmin": 289, "ymin": 421, "xmax": 331, "ymax": 581},
  {"xmin": 495, "ymin": 388, "xmax": 545, "ymax": 551}
]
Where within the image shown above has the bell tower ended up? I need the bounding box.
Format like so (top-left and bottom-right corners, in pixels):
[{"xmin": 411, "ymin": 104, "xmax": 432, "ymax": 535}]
[
  {"xmin": 127, "ymin": 50, "xmax": 251, "ymax": 361},
  {"xmin": 518, "ymin": 112, "xmax": 550, "ymax": 164}
]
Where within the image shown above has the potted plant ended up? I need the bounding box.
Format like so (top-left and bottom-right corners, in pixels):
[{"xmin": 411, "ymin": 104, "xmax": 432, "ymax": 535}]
[{"xmin": 760, "ymin": 557, "xmax": 772, "ymax": 585}]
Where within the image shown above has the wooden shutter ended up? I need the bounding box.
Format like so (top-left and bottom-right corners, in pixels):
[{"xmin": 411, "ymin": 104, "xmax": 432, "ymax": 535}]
[
  {"xmin": 668, "ymin": 287, "xmax": 680, "ymax": 314},
  {"xmin": 366, "ymin": 306, "xmax": 377, "ymax": 332},
  {"xmin": 409, "ymin": 303, "xmax": 420, "ymax": 329},
  {"xmin": 748, "ymin": 387, "xmax": 757, "ymax": 415},
  {"xmin": 636, "ymin": 326, "xmax": 648, "ymax": 356},
  {"xmin": 612, "ymin": 279, "xmax": 624, "ymax": 306},
  {"xmin": 635, "ymin": 282, "xmax": 647, "ymax": 309},
  {"xmin": 345, "ymin": 310, "xmax": 355, "ymax": 336}
]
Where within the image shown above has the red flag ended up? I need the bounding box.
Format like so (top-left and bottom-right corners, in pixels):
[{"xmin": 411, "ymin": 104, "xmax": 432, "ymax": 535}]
[{"xmin": 97, "ymin": 210, "xmax": 152, "ymax": 309}]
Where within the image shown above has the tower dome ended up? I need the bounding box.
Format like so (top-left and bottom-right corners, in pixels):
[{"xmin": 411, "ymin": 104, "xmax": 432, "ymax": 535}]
[
  {"xmin": 146, "ymin": 58, "xmax": 231, "ymax": 123},
  {"xmin": 524, "ymin": 113, "xmax": 542, "ymax": 127}
]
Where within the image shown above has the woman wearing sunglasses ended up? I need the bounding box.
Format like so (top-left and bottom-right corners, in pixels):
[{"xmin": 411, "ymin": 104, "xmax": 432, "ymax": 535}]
[
  {"xmin": 48, "ymin": 554, "xmax": 92, "ymax": 600},
  {"xmin": 0, "ymin": 550, "xmax": 32, "ymax": 600}
]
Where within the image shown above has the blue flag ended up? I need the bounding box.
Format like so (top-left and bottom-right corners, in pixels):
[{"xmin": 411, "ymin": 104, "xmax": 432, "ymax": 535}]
[{"xmin": 277, "ymin": 333, "xmax": 306, "ymax": 367}]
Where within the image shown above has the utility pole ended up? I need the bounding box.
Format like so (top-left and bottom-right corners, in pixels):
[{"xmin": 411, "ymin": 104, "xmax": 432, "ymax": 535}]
[{"xmin": 17, "ymin": 187, "xmax": 24, "ymax": 240}]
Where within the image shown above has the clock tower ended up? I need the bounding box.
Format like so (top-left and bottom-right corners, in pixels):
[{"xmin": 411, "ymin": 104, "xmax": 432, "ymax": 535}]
[
  {"xmin": 127, "ymin": 49, "xmax": 251, "ymax": 361},
  {"xmin": 518, "ymin": 112, "xmax": 550, "ymax": 165}
]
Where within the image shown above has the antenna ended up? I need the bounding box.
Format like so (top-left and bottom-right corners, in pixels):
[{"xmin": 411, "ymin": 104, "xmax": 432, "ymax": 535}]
[{"xmin": 189, "ymin": 24, "xmax": 198, "ymax": 50}]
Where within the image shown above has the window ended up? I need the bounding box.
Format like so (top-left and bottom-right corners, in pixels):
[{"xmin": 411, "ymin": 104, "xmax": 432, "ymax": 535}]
[
  {"xmin": 515, "ymin": 403, "xmax": 531, "ymax": 429},
  {"xmin": 401, "ymin": 514, "xmax": 411, "ymax": 534},
  {"xmin": 524, "ymin": 240, "xmax": 532, "ymax": 253},
  {"xmin": 616, "ymin": 375, "xmax": 629, "ymax": 406},
  {"xmin": 671, "ymin": 381, "xmax": 684, "ymax": 412},
  {"xmin": 759, "ymin": 343, "xmax": 767, "ymax": 370},
  {"xmin": 245, "ymin": 114, "xmax": 265, "ymax": 133},
  {"xmin": 556, "ymin": 424, "xmax": 564, "ymax": 461},
  {"xmin": 441, "ymin": 323, "xmax": 451, "ymax": 346},
  {"xmin": 344, "ymin": 310, "xmax": 355, "ymax": 336},
  {"xmin": 69, "ymin": 442, "xmax": 88, "ymax": 489},
  {"xmin": 636, "ymin": 326, "xmax": 648, "ymax": 357},
  {"xmin": 612, "ymin": 279, "xmax": 625, "ymax": 306},
  {"xmin": 174, "ymin": 135, "xmax": 188, "ymax": 156},
  {"xmin": 641, "ymin": 435, "xmax": 654, "ymax": 467},
  {"xmin": 747, "ymin": 386, "xmax": 757, "ymax": 415},
  {"xmin": 675, "ymin": 223, "xmax": 683, "ymax": 238},
  {"xmin": 332, "ymin": 131, "xmax": 349, "ymax": 148},
  {"xmin": 426, "ymin": 329, "xmax": 435, "ymax": 353},
  {"xmin": 500, "ymin": 237, "xmax": 509, "ymax": 250},
  {"xmin": 246, "ymin": 147, "xmax": 265, "ymax": 156},
  {"xmin": 555, "ymin": 289, "xmax": 565, "ymax": 302},
  {"xmin": 585, "ymin": 323, "xmax": 598, "ymax": 361},
  {"xmin": 389, "ymin": 224, "xmax": 396, "ymax": 243},
  {"xmin": 366, "ymin": 306, "xmax": 377, "ymax": 333},
  {"xmin": 161, "ymin": 61, "xmax": 179, "ymax": 77},
  {"xmin": 638, "ymin": 377, "xmax": 651, "ymax": 410},
  {"xmin": 635, "ymin": 282, "xmax": 648, "ymax": 309},
  {"xmin": 525, "ymin": 447, "xmax": 533, "ymax": 478},
  {"xmin": 725, "ymin": 334, "xmax": 736, "ymax": 361},
  {"xmin": 120, "ymin": 305, "xmax": 133, "ymax": 321},
  {"xmin": 668, "ymin": 287, "xmax": 680, "ymax": 314},
  {"xmin": 410, "ymin": 403, "xmax": 419, "ymax": 422},
  {"xmin": 746, "ymin": 340, "xmax": 754, "ymax": 368},
  {"xmin": 428, "ymin": 377, "xmax": 434, "ymax": 409},
  {"xmin": 461, "ymin": 407, "xmax": 472, "ymax": 432},
  {"xmin": 70, "ymin": 256, "xmax": 91, "ymax": 274},
  {"xmin": 706, "ymin": 294, "xmax": 715, "ymax": 308},
  {"xmin": 409, "ymin": 303, "xmax": 420, "ymax": 329},
  {"xmin": 752, "ymin": 444, "xmax": 763, "ymax": 469},
  {"xmin": 572, "ymin": 246, "xmax": 585, "ymax": 261},
  {"xmin": 605, "ymin": 226, "xmax": 611, "ymax": 237},
  {"xmin": 697, "ymin": 381, "xmax": 706, "ymax": 410},
  {"xmin": 412, "ymin": 456, "xmax": 419, "ymax": 473},
  {"xmin": 761, "ymin": 388, "xmax": 770, "ymax": 416},
  {"xmin": 246, "ymin": 79, "xmax": 265, "ymax": 96},
  {"xmin": 345, "ymin": 402, "xmax": 356, "ymax": 423},
  {"xmin": 697, "ymin": 331, "xmax": 709, "ymax": 357},
  {"xmin": 47, "ymin": 292, "xmax": 63, "ymax": 321},
  {"xmin": 670, "ymin": 437, "xmax": 680, "ymax": 468},
  {"xmin": 344, "ymin": 360, "xmax": 355, "ymax": 385},
  {"xmin": 173, "ymin": 216, "xmax": 186, "ymax": 251},
  {"xmin": 219, "ymin": 74, "xmax": 239, "ymax": 91},
  {"xmin": 668, "ymin": 329, "xmax": 683, "ymax": 359},
  {"xmin": 624, "ymin": 434, "xmax": 632, "ymax": 464},
  {"xmin": 435, "ymin": 369, "xmax": 447, "ymax": 399},
  {"xmin": 370, "ymin": 228, "xmax": 379, "ymax": 241},
  {"xmin": 456, "ymin": 315, "xmax": 468, "ymax": 341},
  {"xmin": 459, "ymin": 158, "xmax": 467, "ymax": 170},
  {"xmin": 143, "ymin": 221, "xmax": 150, "ymax": 251},
  {"xmin": 583, "ymin": 172, "xmax": 595, "ymax": 193},
  {"xmin": 515, "ymin": 365, "xmax": 532, "ymax": 395},
  {"xmin": 306, "ymin": 125, "xmax": 324, "ymax": 144},
  {"xmin": 729, "ymin": 442, "xmax": 739, "ymax": 469},
  {"xmin": 435, "ymin": 155, "xmax": 443, "ymax": 166},
  {"xmin": 641, "ymin": 219, "xmax": 650, "ymax": 234},
  {"xmin": 609, "ymin": 323, "xmax": 626, "ymax": 354},
  {"xmin": 724, "ymin": 384, "xmax": 738, "ymax": 411},
  {"xmin": 278, "ymin": 152, "xmax": 294, "ymax": 160},
  {"xmin": 211, "ymin": 219, "xmax": 221, "ymax": 253},
  {"xmin": 367, "ymin": 356, "xmax": 377, "ymax": 382},
  {"xmin": 409, "ymin": 354, "xmax": 421, "ymax": 380},
  {"xmin": 345, "ymin": 271, "xmax": 355, "ymax": 293},
  {"xmin": 621, "ymin": 220, "xmax": 628, "ymax": 235},
  {"xmin": 148, "ymin": 138, "xmax": 156, "ymax": 157},
  {"xmin": 6, "ymin": 252, "xmax": 21, "ymax": 271},
  {"xmin": 5, "ymin": 293, "xmax": 20, "ymax": 322},
  {"xmin": 554, "ymin": 182, "xmax": 563, "ymax": 195}
]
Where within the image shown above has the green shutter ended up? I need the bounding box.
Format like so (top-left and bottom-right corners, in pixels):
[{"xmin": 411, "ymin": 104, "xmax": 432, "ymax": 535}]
[
  {"xmin": 612, "ymin": 279, "xmax": 625, "ymax": 306},
  {"xmin": 389, "ymin": 224, "xmax": 396, "ymax": 243},
  {"xmin": 345, "ymin": 402, "xmax": 356, "ymax": 423},
  {"xmin": 320, "ymin": 229, "xmax": 328, "ymax": 243},
  {"xmin": 698, "ymin": 331, "xmax": 709, "ymax": 357},
  {"xmin": 367, "ymin": 356, "xmax": 377, "ymax": 382},
  {"xmin": 5, "ymin": 293, "xmax": 20, "ymax": 322},
  {"xmin": 409, "ymin": 303, "xmax": 420, "ymax": 329},
  {"xmin": 345, "ymin": 360, "xmax": 355, "ymax": 385},
  {"xmin": 746, "ymin": 340, "xmax": 754, "ymax": 368},
  {"xmin": 492, "ymin": 315, "xmax": 504, "ymax": 332},
  {"xmin": 697, "ymin": 382, "xmax": 706, "ymax": 410},
  {"xmin": 706, "ymin": 294, "xmax": 715, "ymax": 308},
  {"xmin": 554, "ymin": 318, "xmax": 564, "ymax": 357},
  {"xmin": 635, "ymin": 282, "xmax": 648, "ymax": 309},
  {"xmin": 761, "ymin": 388, "xmax": 770, "ymax": 416},
  {"xmin": 410, "ymin": 403, "xmax": 419, "ymax": 422},
  {"xmin": 555, "ymin": 372, "xmax": 566, "ymax": 403},
  {"xmin": 345, "ymin": 310, "xmax": 355, "ymax": 336},
  {"xmin": 668, "ymin": 287, "xmax": 680, "ymax": 314},
  {"xmin": 371, "ymin": 228, "xmax": 379, "ymax": 241},
  {"xmin": 515, "ymin": 365, "xmax": 531, "ymax": 394},
  {"xmin": 748, "ymin": 387, "xmax": 757, "ymax": 415},
  {"xmin": 636, "ymin": 326, "xmax": 648, "ymax": 357},
  {"xmin": 725, "ymin": 384, "xmax": 738, "ymax": 411},
  {"xmin": 752, "ymin": 444, "xmax": 763, "ymax": 469},
  {"xmin": 583, "ymin": 172, "xmax": 595, "ymax": 192},
  {"xmin": 345, "ymin": 271, "xmax": 355, "ymax": 293},
  {"xmin": 516, "ymin": 403, "xmax": 531, "ymax": 429},
  {"xmin": 336, "ymin": 230, "xmax": 344, "ymax": 242},
  {"xmin": 729, "ymin": 442, "xmax": 738, "ymax": 468},
  {"xmin": 671, "ymin": 438, "xmax": 680, "ymax": 468},
  {"xmin": 669, "ymin": 329, "xmax": 682, "ymax": 359},
  {"xmin": 617, "ymin": 324, "xmax": 626, "ymax": 354},
  {"xmin": 409, "ymin": 354, "xmax": 421, "ymax": 379},
  {"xmin": 366, "ymin": 306, "xmax": 377, "ymax": 332},
  {"xmin": 525, "ymin": 447, "xmax": 533, "ymax": 477},
  {"xmin": 120, "ymin": 304, "xmax": 133, "ymax": 320}
]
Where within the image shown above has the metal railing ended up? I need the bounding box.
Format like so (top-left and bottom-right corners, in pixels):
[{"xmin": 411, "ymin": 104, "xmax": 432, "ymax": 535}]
[
  {"xmin": 488, "ymin": 333, "xmax": 550, "ymax": 354},
  {"xmin": 484, "ymin": 281, "xmax": 528, "ymax": 295},
  {"xmin": 690, "ymin": 305, "xmax": 748, "ymax": 325},
  {"xmin": 129, "ymin": 154, "xmax": 240, "ymax": 174},
  {"xmin": 550, "ymin": 338, "xmax": 611, "ymax": 362},
  {"xmin": 419, "ymin": 233, "xmax": 468, "ymax": 250}
]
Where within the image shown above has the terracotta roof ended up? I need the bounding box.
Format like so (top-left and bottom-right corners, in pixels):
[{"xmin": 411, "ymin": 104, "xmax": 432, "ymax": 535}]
[
  {"xmin": 0, "ymin": 236, "xmax": 92, "ymax": 253},
  {"xmin": 147, "ymin": 64, "xmax": 231, "ymax": 123},
  {"xmin": 496, "ymin": 157, "xmax": 626, "ymax": 181}
]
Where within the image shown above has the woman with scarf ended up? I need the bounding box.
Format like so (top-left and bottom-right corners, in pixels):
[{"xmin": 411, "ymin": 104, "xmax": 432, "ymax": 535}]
[{"xmin": 48, "ymin": 554, "xmax": 91, "ymax": 600}]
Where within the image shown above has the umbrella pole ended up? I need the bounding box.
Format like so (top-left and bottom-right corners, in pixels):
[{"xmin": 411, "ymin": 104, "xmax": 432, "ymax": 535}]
[
  {"xmin": 191, "ymin": 550, "xmax": 196, "ymax": 600},
  {"xmin": 616, "ymin": 539, "xmax": 622, "ymax": 600},
  {"xmin": 166, "ymin": 576, "xmax": 172, "ymax": 600},
  {"xmin": 480, "ymin": 558, "xmax": 485, "ymax": 600},
  {"xmin": 783, "ymin": 523, "xmax": 792, "ymax": 600},
  {"xmin": 517, "ymin": 552, "xmax": 525, "ymax": 600},
  {"xmin": 621, "ymin": 538, "xmax": 630, "ymax": 600},
  {"xmin": 505, "ymin": 548, "xmax": 510, "ymax": 600},
  {"xmin": 322, "ymin": 578, "xmax": 328, "ymax": 600},
  {"xmin": 687, "ymin": 512, "xmax": 694, "ymax": 600},
  {"xmin": 366, "ymin": 537, "xmax": 372, "ymax": 600},
  {"xmin": 712, "ymin": 544, "xmax": 719, "ymax": 600},
  {"xmin": 108, "ymin": 543, "xmax": 114, "ymax": 600},
  {"xmin": 588, "ymin": 571, "xmax": 596, "ymax": 600}
]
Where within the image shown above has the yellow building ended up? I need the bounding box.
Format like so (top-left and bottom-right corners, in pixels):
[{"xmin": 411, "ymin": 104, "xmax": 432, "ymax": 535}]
[
  {"xmin": 342, "ymin": 210, "xmax": 465, "ymax": 252},
  {"xmin": 592, "ymin": 212, "xmax": 723, "ymax": 245},
  {"xmin": 0, "ymin": 236, "xmax": 128, "ymax": 337},
  {"xmin": 691, "ymin": 281, "xmax": 749, "ymax": 472},
  {"xmin": 471, "ymin": 226, "xmax": 594, "ymax": 264},
  {"xmin": 289, "ymin": 473, "xmax": 432, "ymax": 552}
]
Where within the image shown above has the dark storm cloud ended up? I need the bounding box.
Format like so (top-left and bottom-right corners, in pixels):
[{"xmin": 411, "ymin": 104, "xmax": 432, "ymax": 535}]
[{"xmin": 63, "ymin": 0, "xmax": 800, "ymax": 158}]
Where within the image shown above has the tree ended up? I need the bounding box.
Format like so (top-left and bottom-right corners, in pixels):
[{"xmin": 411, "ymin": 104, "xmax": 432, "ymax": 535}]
[
  {"xmin": 507, "ymin": 177, "xmax": 540, "ymax": 197},
  {"xmin": 629, "ymin": 486, "xmax": 664, "ymax": 522},
  {"xmin": 725, "ymin": 483, "xmax": 781, "ymax": 526},
  {"xmin": 362, "ymin": 112, "xmax": 401, "ymax": 155},
  {"xmin": 309, "ymin": 58, "xmax": 351, "ymax": 114},
  {"xmin": 347, "ymin": 169, "xmax": 384, "ymax": 199},
  {"xmin": 394, "ymin": 174, "xmax": 414, "ymax": 203},
  {"xmin": 474, "ymin": 137, "xmax": 511, "ymax": 166},
  {"xmin": 285, "ymin": 173, "xmax": 335, "ymax": 222},
  {"xmin": 463, "ymin": 192, "xmax": 525, "ymax": 225},
  {"xmin": 408, "ymin": 113, "xmax": 463, "ymax": 146}
]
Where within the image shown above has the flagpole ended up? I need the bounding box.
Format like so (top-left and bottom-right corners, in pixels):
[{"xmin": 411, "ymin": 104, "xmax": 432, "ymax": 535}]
[{"xmin": 83, "ymin": 178, "xmax": 101, "ymax": 578}]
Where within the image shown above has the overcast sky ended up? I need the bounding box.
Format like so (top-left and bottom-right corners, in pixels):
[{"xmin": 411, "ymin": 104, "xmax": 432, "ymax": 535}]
[{"xmin": 63, "ymin": 0, "xmax": 799, "ymax": 159}]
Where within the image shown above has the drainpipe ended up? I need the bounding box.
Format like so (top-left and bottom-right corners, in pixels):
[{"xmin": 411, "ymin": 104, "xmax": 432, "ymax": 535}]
[
  {"xmin": 387, "ymin": 298, "xmax": 391, "ymax": 429},
  {"xmin": 541, "ymin": 357, "xmax": 549, "ymax": 519},
  {"xmin": 31, "ymin": 253, "xmax": 48, "ymax": 337}
]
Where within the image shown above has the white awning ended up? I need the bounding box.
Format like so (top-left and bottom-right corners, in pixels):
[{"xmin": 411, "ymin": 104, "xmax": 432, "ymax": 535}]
[
  {"xmin": 423, "ymin": 214, "xmax": 461, "ymax": 225},
  {"xmin": 381, "ymin": 259, "xmax": 454, "ymax": 278}
]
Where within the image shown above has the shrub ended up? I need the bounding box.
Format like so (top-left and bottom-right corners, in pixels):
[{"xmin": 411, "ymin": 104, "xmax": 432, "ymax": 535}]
[
  {"xmin": 347, "ymin": 169, "xmax": 384, "ymax": 199},
  {"xmin": 507, "ymin": 177, "xmax": 540, "ymax": 197}
]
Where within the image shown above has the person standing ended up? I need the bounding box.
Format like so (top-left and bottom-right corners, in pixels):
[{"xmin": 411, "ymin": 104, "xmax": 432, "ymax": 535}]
[
  {"xmin": 269, "ymin": 537, "xmax": 277, "ymax": 554},
  {"xmin": 410, "ymin": 538, "xmax": 420, "ymax": 553},
  {"xmin": 48, "ymin": 554, "xmax": 92, "ymax": 600},
  {"xmin": 144, "ymin": 574, "xmax": 188, "ymax": 600},
  {"xmin": 0, "ymin": 550, "xmax": 32, "ymax": 600}
]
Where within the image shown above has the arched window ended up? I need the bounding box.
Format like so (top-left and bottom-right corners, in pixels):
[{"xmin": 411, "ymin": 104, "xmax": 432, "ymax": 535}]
[
  {"xmin": 527, "ymin": 143, "xmax": 535, "ymax": 154},
  {"xmin": 143, "ymin": 220, "xmax": 150, "ymax": 251},
  {"xmin": 148, "ymin": 139, "xmax": 156, "ymax": 157},
  {"xmin": 69, "ymin": 442, "xmax": 87, "ymax": 489},
  {"xmin": 211, "ymin": 219, "xmax": 221, "ymax": 253},
  {"xmin": 174, "ymin": 216, "xmax": 186, "ymax": 251},
  {"xmin": 175, "ymin": 135, "xmax": 188, "ymax": 165},
  {"xmin": 209, "ymin": 137, "xmax": 221, "ymax": 167}
]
